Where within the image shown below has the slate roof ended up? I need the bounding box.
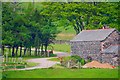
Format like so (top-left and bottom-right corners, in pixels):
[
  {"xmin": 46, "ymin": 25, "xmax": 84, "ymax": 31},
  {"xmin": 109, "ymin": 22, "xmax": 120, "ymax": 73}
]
[
  {"xmin": 71, "ymin": 29, "xmax": 116, "ymax": 42},
  {"xmin": 102, "ymin": 45, "xmax": 120, "ymax": 54}
]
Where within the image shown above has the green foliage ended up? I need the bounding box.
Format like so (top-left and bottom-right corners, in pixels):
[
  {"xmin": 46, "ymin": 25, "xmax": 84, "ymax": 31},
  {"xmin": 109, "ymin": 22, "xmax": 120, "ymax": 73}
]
[
  {"xmin": 16, "ymin": 65, "xmax": 25, "ymax": 69},
  {"xmin": 41, "ymin": 2, "xmax": 119, "ymax": 34},
  {"xmin": 71, "ymin": 55, "xmax": 82, "ymax": 62},
  {"xmin": 71, "ymin": 55, "xmax": 86, "ymax": 65},
  {"xmin": 2, "ymin": 2, "xmax": 119, "ymax": 57},
  {"xmin": 2, "ymin": 2, "xmax": 59, "ymax": 57},
  {"xmin": 4, "ymin": 66, "xmax": 15, "ymax": 69},
  {"xmin": 2, "ymin": 62, "xmax": 16, "ymax": 65},
  {"xmin": 49, "ymin": 53, "xmax": 57, "ymax": 57},
  {"xmin": 3, "ymin": 65, "xmax": 25, "ymax": 69},
  {"xmin": 81, "ymin": 59, "xmax": 86, "ymax": 65}
]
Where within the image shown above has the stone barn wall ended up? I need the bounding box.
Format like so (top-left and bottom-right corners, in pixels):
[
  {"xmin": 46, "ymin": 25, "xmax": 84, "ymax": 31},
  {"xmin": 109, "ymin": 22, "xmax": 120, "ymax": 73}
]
[
  {"xmin": 70, "ymin": 41, "xmax": 101, "ymax": 60},
  {"xmin": 101, "ymin": 30, "xmax": 119, "ymax": 66},
  {"xmin": 70, "ymin": 30, "xmax": 119, "ymax": 66},
  {"xmin": 101, "ymin": 53, "xmax": 118, "ymax": 66},
  {"xmin": 102, "ymin": 30, "xmax": 119, "ymax": 49}
]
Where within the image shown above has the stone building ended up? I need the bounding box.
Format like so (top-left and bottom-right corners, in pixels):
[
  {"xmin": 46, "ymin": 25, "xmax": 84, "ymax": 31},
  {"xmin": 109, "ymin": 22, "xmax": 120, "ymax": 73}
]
[{"xmin": 70, "ymin": 28, "xmax": 120, "ymax": 66}]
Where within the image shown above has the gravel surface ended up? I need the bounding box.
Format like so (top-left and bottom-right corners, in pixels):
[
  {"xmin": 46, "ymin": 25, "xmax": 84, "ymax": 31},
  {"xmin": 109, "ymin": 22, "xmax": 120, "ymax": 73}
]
[{"xmin": 18, "ymin": 51, "xmax": 69, "ymax": 70}]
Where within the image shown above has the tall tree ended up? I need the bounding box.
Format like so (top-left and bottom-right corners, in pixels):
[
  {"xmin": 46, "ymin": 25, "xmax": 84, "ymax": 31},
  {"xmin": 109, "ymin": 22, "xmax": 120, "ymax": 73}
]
[{"xmin": 41, "ymin": 2, "xmax": 119, "ymax": 34}]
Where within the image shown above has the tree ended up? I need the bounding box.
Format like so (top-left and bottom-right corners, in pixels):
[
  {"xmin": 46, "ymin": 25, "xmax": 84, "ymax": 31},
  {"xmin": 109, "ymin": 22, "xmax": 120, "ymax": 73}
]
[
  {"xmin": 41, "ymin": 2, "xmax": 119, "ymax": 34},
  {"xmin": 2, "ymin": 2, "xmax": 30, "ymax": 57}
]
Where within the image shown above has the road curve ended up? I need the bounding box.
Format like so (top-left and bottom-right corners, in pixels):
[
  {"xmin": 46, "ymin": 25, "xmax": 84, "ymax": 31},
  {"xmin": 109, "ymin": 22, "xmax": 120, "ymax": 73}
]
[{"xmin": 17, "ymin": 51, "xmax": 69, "ymax": 70}]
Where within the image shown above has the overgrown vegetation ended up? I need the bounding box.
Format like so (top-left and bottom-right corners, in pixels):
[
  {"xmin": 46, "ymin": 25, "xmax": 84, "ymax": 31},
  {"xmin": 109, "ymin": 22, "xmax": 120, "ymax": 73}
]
[{"xmin": 49, "ymin": 55, "xmax": 87, "ymax": 67}]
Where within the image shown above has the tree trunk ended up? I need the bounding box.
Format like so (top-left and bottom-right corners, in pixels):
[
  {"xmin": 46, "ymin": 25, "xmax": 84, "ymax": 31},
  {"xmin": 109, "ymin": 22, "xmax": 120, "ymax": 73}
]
[
  {"xmin": 24, "ymin": 47, "xmax": 27, "ymax": 56},
  {"xmin": 45, "ymin": 45, "xmax": 47, "ymax": 53},
  {"xmin": 2, "ymin": 45, "xmax": 4, "ymax": 55},
  {"xmin": 38, "ymin": 46, "xmax": 40, "ymax": 56},
  {"xmin": 19, "ymin": 46, "xmax": 22, "ymax": 57},
  {"xmin": 34, "ymin": 47, "xmax": 37, "ymax": 56},
  {"xmin": 45, "ymin": 45, "xmax": 48, "ymax": 57},
  {"xmin": 30, "ymin": 47, "xmax": 32, "ymax": 56},
  {"xmin": 8, "ymin": 47, "xmax": 11, "ymax": 56},
  {"xmin": 12, "ymin": 46, "xmax": 15, "ymax": 57},
  {"xmin": 41, "ymin": 44, "xmax": 44, "ymax": 56},
  {"xmin": 15, "ymin": 47, "xmax": 18, "ymax": 57}
]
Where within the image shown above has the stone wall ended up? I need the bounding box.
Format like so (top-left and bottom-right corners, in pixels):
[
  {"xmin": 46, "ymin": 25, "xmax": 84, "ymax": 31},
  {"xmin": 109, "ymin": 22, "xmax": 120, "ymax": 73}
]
[
  {"xmin": 53, "ymin": 40, "xmax": 70, "ymax": 44},
  {"xmin": 102, "ymin": 30, "xmax": 119, "ymax": 49},
  {"xmin": 101, "ymin": 30, "xmax": 119, "ymax": 66},
  {"xmin": 70, "ymin": 30, "xmax": 119, "ymax": 66},
  {"xmin": 101, "ymin": 53, "xmax": 118, "ymax": 66},
  {"xmin": 70, "ymin": 41, "xmax": 101, "ymax": 59}
]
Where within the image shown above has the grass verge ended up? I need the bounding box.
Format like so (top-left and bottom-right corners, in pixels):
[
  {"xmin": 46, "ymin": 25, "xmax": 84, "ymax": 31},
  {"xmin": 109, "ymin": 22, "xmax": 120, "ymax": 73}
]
[{"xmin": 2, "ymin": 68, "xmax": 118, "ymax": 78}]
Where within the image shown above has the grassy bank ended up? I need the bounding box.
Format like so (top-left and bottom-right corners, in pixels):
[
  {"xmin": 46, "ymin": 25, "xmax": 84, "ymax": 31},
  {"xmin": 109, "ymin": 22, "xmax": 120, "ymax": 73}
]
[
  {"xmin": 56, "ymin": 26, "xmax": 76, "ymax": 40},
  {"xmin": 3, "ymin": 69, "xmax": 118, "ymax": 78}
]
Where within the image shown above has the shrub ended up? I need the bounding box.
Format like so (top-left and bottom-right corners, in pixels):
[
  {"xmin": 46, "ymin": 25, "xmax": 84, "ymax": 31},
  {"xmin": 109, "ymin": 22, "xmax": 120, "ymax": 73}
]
[
  {"xmin": 81, "ymin": 59, "xmax": 86, "ymax": 65},
  {"xmin": 71, "ymin": 55, "xmax": 82, "ymax": 62},
  {"xmin": 16, "ymin": 65, "xmax": 25, "ymax": 69},
  {"xmin": 49, "ymin": 53, "xmax": 57, "ymax": 57},
  {"xmin": 61, "ymin": 55, "xmax": 86, "ymax": 67}
]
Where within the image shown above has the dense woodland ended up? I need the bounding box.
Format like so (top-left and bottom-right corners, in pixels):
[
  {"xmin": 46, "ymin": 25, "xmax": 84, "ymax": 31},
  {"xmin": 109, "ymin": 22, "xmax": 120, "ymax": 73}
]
[{"xmin": 1, "ymin": 2, "xmax": 119, "ymax": 57}]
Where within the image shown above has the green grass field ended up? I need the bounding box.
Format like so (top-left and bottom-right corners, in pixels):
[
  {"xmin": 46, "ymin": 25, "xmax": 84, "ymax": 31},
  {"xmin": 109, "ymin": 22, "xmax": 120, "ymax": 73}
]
[
  {"xmin": 3, "ymin": 69, "xmax": 118, "ymax": 78},
  {"xmin": 48, "ymin": 43, "xmax": 71, "ymax": 53}
]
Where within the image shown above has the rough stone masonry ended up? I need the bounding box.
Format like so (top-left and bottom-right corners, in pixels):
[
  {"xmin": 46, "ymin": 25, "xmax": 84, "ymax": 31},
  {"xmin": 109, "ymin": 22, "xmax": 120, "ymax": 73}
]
[{"xmin": 70, "ymin": 28, "xmax": 120, "ymax": 66}]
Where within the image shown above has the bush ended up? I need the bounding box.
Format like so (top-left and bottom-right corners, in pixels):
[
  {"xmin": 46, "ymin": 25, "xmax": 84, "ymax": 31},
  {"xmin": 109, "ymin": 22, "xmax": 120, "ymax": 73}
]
[
  {"xmin": 16, "ymin": 65, "xmax": 25, "ymax": 69},
  {"xmin": 71, "ymin": 55, "xmax": 82, "ymax": 62},
  {"xmin": 81, "ymin": 59, "xmax": 86, "ymax": 65},
  {"xmin": 61, "ymin": 55, "xmax": 86, "ymax": 67},
  {"xmin": 49, "ymin": 53, "xmax": 57, "ymax": 57}
]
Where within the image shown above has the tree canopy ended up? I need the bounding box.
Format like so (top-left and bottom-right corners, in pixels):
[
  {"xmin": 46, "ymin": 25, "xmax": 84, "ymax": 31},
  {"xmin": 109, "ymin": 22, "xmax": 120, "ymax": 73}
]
[
  {"xmin": 41, "ymin": 2, "xmax": 119, "ymax": 34},
  {"xmin": 2, "ymin": 2, "xmax": 119, "ymax": 57}
]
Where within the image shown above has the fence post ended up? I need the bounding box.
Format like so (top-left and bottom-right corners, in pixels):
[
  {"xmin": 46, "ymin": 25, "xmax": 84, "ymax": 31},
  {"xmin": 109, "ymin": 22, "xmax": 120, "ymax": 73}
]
[
  {"xmin": 5, "ymin": 53, "xmax": 8, "ymax": 62},
  {"xmin": 67, "ymin": 61, "xmax": 70, "ymax": 68},
  {"xmin": 77, "ymin": 61, "xmax": 81, "ymax": 69}
]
